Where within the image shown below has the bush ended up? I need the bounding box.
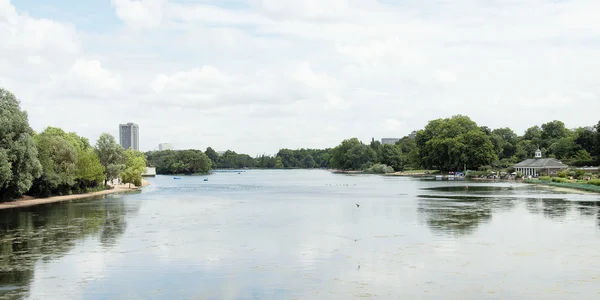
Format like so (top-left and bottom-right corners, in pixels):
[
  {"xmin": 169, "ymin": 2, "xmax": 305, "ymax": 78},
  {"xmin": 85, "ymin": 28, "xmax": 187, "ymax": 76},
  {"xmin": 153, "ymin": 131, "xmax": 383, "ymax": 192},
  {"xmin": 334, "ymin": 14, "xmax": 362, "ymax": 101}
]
[
  {"xmin": 539, "ymin": 176, "xmax": 551, "ymax": 181},
  {"xmin": 588, "ymin": 179, "xmax": 600, "ymax": 186},
  {"xmin": 364, "ymin": 164, "xmax": 394, "ymax": 174},
  {"xmin": 552, "ymin": 177, "xmax": 569, "ymax": 183},
  {"xmin": 557, "ymin": 171, "xmax": 568, "ymax": 178}
]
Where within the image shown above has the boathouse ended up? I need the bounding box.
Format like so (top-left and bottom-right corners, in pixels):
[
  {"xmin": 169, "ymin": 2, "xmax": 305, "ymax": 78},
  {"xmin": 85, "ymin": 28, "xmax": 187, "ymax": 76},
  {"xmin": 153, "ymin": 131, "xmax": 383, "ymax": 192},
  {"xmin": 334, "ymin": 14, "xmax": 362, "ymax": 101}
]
[{"xmin": 513, "ymin": 149, "xmax": 568, "ymax": 177}]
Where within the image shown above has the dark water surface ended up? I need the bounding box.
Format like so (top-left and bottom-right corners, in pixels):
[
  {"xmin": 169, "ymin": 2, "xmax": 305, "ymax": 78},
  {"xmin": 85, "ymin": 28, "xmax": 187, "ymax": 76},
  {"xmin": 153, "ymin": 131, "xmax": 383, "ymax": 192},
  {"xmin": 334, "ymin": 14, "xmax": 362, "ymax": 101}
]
[{"xmin": 1, "ymin": 170, "xmax": 600, "ymax": 299}]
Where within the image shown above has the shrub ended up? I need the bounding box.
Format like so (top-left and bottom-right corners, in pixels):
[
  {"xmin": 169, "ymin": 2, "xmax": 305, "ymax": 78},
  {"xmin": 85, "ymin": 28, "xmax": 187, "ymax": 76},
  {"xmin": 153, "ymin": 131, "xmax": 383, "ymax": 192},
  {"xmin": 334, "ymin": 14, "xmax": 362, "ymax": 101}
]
[
  {"xmin": 557, "ymin": 171, "xmax": 568, "ymax": 178},
  {"xmin": 364, "ymin": 164, "xmax": 394, "ymax": 174},
  {"xmin": 588, "ymin": 179, "xmax": 600, "ymax": 186},
  {"xmin": 539, "ymin": 176, "xmax": 551, "ymax": 181},
  {"xmin": 551, "ymin": 177, "xmax": 569, "ymax": 183}
]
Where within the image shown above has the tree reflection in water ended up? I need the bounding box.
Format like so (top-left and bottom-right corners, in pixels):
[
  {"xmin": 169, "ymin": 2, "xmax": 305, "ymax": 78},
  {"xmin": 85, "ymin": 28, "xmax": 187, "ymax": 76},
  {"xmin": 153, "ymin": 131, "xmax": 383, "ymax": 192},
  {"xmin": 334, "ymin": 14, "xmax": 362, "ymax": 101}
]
[
  {"xmin": 417, "ymin": 185, "xmax": 520, "ymax": 236},
  {"xmin": 0, "ymin": 195, "xmax": 139, "ymax": 299},
  {"xmin": 417, "ymin": 194, "xmax": 517, "ymax": 236}
]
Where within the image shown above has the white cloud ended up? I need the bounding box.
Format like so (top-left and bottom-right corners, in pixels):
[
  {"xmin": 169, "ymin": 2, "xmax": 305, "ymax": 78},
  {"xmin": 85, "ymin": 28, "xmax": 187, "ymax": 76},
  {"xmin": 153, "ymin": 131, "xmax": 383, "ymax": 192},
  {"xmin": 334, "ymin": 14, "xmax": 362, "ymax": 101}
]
[
  {"xmin": 2, "ymin": 0, "xmax": 600, "ymax": 154},
  {"xmin": 111, "ymin": 0, "xmax": 167, "ymax": 29},
  {"xmin": 433, "ymin": 70, "xmax": 458, "ymax": 84}
]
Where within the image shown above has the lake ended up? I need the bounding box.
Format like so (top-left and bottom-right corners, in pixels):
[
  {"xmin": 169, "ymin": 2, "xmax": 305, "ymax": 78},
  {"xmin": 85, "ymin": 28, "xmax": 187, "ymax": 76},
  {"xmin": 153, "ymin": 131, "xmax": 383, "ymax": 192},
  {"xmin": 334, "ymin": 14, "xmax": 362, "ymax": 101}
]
[{"xmin": 1, "ymin": 170, "xmax": 600, "ymax": 299}]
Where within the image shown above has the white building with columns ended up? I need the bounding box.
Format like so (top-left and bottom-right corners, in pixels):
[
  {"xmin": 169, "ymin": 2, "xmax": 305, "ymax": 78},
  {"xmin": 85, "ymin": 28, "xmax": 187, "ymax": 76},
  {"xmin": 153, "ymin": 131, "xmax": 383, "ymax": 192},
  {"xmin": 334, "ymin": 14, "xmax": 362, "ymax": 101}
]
[{"xmin": 513, "ymin": 149, "xmax": 568, "ymax": 177}]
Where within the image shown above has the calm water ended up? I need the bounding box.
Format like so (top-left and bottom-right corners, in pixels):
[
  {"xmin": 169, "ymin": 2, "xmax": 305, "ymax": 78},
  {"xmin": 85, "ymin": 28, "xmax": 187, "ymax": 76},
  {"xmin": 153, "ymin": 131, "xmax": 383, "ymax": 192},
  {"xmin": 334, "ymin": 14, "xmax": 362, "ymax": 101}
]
[{"xmin": 1, "ymin": 170, "xmax": 600, "ymax": 299}]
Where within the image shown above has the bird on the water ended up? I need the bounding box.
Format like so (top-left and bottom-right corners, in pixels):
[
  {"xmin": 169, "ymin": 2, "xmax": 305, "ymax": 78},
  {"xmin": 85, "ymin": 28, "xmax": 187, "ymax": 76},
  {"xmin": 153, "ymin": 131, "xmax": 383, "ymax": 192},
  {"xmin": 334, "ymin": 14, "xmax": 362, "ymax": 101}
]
[{"xmin": 356, "ymin": 203, "xmax": 360, "ymax": 208}]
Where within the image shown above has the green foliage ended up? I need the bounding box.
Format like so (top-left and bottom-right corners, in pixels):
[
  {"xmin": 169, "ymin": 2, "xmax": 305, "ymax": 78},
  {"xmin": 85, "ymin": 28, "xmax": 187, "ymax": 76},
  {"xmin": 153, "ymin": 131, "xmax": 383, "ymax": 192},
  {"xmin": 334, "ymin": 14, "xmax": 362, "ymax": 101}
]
[
  {"xmin": 417, "ymin": 115, "xmax": 497, "ymax": 171},
  {"xmin": 330, "ymin": 138, "xmax": 376, "ymax": 171},
  {"xmin": 121, "ymin": 149, "xmax": 147, "ymax": 187},
  {"xmin": 364, "ymin": 164, "xmax": 394, "ymax": 174},
  {"xmin": 539, "ymin": 176, "xmax": 551, "ymax": 181},
  {"xmin": 146, "ymin": 150, "xmax": 211, "ymax": 175},
  {"xmin": 95, "ymin": 133, "xmax": 125, "ymax": 184},
  {"xmin": 0, "ymin": 88, "xmax": 42, "ymax": 201},
  {"xmin": 379, "ymin": 144, "xmax": 403, "ymax": 171},
  {"xmin": 557, "ymin": 170, "xmax": 568, "ymax": 178},
  {"xmin": 588, "ymin": 179, "xmax": 600, "ymax": 186},
  {"xmin": 274, "ymin": 157, "xmax": 284, "ymax": 169},
  {"xmin": 552, "ymin": 177, "xmax": 569, "ymax": 183}
]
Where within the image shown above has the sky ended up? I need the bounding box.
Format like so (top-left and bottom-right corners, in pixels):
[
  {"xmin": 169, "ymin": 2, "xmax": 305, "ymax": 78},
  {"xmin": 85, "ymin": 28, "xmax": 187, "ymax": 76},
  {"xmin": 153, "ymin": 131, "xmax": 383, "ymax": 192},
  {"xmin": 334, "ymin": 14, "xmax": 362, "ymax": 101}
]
[{"xmin": 1, "ymin": 0, "xmax": 599, "ymax": 155}]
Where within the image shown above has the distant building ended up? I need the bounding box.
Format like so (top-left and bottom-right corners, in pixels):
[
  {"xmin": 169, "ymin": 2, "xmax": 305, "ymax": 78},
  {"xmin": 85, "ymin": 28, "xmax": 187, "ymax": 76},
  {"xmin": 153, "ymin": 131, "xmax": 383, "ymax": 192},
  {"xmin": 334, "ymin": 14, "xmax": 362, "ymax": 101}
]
[
  {"xmin": 119, "ymin": 123, "xmax": 139, "ymax": 151},
  {"xmin": 158, "ymin": 143, "xmax": 173, "ymax": 151},
  {"xmin": 513, "ymin": 149, "xmax": 568, "ymax": 177},
  {"xmin": 142, "ymin": 167, "xmax": 156, "ymax": 177},
  {"xmin": 408, "ymin": 131, "xmax": 417, "ymax": 138},
  {"xmin": 381, "ymin": 138, "xmax": 400, "ymax": 145}
]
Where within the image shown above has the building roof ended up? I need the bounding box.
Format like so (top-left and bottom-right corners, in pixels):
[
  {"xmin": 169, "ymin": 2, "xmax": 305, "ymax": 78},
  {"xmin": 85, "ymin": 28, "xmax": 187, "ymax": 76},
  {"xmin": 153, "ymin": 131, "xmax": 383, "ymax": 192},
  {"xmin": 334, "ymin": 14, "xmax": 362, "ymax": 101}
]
[{"xmin": 514, "ymin": 158, "xmax": 568, "ymax": 168}]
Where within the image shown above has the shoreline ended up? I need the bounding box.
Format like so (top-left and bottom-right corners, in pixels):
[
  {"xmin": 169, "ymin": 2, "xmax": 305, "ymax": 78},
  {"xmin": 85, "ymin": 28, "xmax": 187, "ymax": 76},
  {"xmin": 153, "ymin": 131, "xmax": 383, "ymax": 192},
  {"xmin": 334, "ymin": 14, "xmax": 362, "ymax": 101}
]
[
  {"xmin": 0, "ymin": 179, "xmax": 150, "ymax": 210},
  {"xmin": 524, "ymin": 179, "xmax": 600, "ymax": 195}
]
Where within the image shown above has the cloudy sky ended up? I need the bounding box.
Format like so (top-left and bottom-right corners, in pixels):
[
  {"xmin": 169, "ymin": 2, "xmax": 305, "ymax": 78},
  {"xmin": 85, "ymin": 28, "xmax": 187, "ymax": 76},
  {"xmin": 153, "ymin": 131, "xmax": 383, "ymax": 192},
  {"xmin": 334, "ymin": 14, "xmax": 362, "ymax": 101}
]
[{"xmin": 1, "ymin": 0, "xmax": 599, "ymax": 155}]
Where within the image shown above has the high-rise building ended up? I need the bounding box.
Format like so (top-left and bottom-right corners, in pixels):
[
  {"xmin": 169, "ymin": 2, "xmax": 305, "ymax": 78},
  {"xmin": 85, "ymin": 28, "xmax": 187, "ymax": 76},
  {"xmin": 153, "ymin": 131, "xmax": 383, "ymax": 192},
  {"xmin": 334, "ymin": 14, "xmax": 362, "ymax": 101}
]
[
  {"xmin": 119, "ymin": 122, "xmax": 139, "ymax": 151},
  {"xmin": 381, "ymin": 138, "xmax": 400, "ymax": 145},
  {"xmin": 158, "ymin": 143, "xmax": 173, "ymax": 151}
]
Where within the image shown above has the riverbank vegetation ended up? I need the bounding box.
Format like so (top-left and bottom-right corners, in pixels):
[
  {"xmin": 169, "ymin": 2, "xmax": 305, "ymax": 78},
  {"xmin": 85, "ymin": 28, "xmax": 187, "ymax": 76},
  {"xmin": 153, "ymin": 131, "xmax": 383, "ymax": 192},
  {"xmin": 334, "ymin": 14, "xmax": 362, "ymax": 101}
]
[
  {"xmin": 0, "ymin": 88, "xmax": 147, "ymax": 202},
  {"xmin": 145, "ymin": 115, "xmax": 600, "ymax": 175}
]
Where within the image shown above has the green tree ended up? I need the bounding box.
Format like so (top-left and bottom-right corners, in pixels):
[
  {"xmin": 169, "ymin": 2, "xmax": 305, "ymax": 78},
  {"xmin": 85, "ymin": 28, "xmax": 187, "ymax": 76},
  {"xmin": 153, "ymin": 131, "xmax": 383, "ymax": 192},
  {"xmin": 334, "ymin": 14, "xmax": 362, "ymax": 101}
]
[
  {"xmin": 274, "ymin": 156, "xmax": 284, "ymax": 169},
  {"xmin": 205, "ymin": 147, "xmax": 219, "ymax": 167},
  {"xmin": 75, "ymin": 147, "xmax": 105, "ymax": 185},
  {"xmin": 302, "ymin": 155, "xmax": 316, "ymax": 168},
  {"xmin": 0, "ymin": 88, "xmax": 42, "ymax": 201},
  {"xmin": 95, "ymin": 133, "xmax": 125, "ymax": 185},
  {"xmin": 380, "ymin": 144, "xmax": 403, "ymax": 171},
  {"xmin": 121, "ymin": 149, "xmax": 147, "ymax": 188},
  {"xmin": 31, "ymin": 133, "xmax": 78, "ymax": 196},
  {"xmin": 417, "ymin": 115, "xmax": 496, "ymax": 171}
]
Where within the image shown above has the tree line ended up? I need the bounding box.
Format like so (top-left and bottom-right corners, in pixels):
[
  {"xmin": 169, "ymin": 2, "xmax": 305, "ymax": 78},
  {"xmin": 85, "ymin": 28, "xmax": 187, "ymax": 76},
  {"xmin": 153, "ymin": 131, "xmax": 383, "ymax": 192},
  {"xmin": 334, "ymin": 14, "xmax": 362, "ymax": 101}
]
[
  {"xmin": 1, "ymin": 88, "xmax": 147, "ymax": 202},
  {"xmin": 147, "ymin": 115, "xmax": 600, "ymax": 174}
]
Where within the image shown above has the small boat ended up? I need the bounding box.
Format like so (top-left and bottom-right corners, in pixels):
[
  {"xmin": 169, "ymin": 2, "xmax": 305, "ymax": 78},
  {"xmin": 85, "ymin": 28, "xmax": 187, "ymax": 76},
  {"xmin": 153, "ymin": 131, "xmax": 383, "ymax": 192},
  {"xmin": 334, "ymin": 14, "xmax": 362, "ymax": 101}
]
[
  {"xmin": 203, "ymin": 178, "xmax": 208, "ymax": 181},
  {"xmin": 173, "ymin": 176, "xmax": 181, "ymax": 180}
]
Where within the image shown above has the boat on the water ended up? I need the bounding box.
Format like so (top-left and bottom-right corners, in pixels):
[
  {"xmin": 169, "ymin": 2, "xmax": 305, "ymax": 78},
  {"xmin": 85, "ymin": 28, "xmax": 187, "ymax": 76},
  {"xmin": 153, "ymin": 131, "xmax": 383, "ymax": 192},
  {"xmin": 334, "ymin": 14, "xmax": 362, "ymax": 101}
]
[
  {"xmin": 173, "ymin": 176, "xmax": 181, "ymax": 179},
  {"xmin": 203, "ymin": 178, "xmax": 208, "ymax": 181}
]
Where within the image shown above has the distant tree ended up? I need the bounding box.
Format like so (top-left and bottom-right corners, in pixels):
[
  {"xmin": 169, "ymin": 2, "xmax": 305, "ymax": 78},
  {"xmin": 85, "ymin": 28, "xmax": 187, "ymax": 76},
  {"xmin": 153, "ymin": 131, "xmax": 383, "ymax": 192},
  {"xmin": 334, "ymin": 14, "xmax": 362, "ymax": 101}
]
[
  {"xmin": 380, "ymin": 144, "xmax": 403, "ymax": 171},
  {"xmin": 274, "ymin": 157, "xmax": 284, "ymax": 169},
  {"xmin": 121, "ymin": 149, "xmax": 147, "ymax": 188},
  {"xmin": 205, "ymin": 147, "xmax": 219, "ymax": 167},
  {"xmin": 95, "ymin": 133, "xmax": 126, "ymax": 185},
  {"xmin": 0, "ymin": 88, "xmax": 42, "ymax": 201}
]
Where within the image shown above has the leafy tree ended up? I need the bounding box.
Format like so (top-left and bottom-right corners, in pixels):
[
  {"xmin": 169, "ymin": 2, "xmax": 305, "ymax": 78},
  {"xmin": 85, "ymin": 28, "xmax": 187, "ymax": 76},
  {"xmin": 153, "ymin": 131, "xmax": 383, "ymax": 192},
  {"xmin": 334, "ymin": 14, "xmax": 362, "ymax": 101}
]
[
  {"xmin": 330, "ymin": 138, "xmax": 376, "ymax": 171},
  {"xmin": 145, "ymin": 150, "xmax": 211, "ymax": 174},
  {"xmin": 380, "ymin": 144, "xmax": 403, "ymax": 171},
  {"xmin": 274, "ymin": 157, "xmax": 284, "ymax": 169},
  {"xmin": 75, "ymin": 147, "xmax": 105, "ymax": 186},
  {"xmin": 0, "ymin": 88, "xmax": 42, "ymax": 201},
  {"xmin": 30, "ymin": 133, "xmax": 78, "ymax": 196},
  {"xmin": 302, "ymin": 155, "xmax": 316, "ymax": 168},
  {"xmin": 95, "ymin": 133, "xmax": 125, "ymax": 185},
  {"xmin": 417, "ymin": 115, "xmax": 496, "ymax": 171},
  {"xmin": 121, "ymin": 149, "xmax": 147, "ymax": 188},
  {"xmin": 205, "ymin": 147, "xmax": 219, "ymax": 167}
]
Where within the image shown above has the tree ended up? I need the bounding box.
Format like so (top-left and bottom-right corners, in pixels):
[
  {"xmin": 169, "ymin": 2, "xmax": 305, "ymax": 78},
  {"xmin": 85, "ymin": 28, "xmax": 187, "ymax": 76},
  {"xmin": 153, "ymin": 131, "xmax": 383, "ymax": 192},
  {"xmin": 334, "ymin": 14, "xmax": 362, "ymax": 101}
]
[
  {"xmin": 121, "ymin": 149, "xmax": 147, "ymax": 188},
  {"xmin": 75, "ymin": 147, "xmax": 105, "ymax": 186},
  {"xmin": 417, "ymin": 115, "xmax": 496, "ymax": 171},
  {"xmin": 302, "ymin": 155, "xmax": 316, "ymax": 168},
  {"xmin": 274, "ymin": 157, "xmax": 284, "ymax": 169},
  {"xmin": 95, "ymin": 133, "xmax": 125, "ymax": 185},
  {"xmin": 380, "ymin": 144, "xmax": 403, "ymax": 171},
  {"xmin": 0, "ymin": 88, "xmax": 42, "ymax": 201},
  {"xmin": 31, "ymin": 133, "xmax": 78, "ymax": 196},
  {"xmin": 205, "ymin": 147, "xmax": 219, "ymax": 167}
]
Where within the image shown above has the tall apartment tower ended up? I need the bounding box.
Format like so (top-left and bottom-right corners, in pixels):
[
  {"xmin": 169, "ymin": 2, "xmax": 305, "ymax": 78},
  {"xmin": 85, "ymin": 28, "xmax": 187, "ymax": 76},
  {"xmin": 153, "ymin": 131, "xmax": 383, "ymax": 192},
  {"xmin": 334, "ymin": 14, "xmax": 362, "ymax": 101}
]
[{"xmin": 119, "ymin": 122, "xmax": 139, "ymax": 151}]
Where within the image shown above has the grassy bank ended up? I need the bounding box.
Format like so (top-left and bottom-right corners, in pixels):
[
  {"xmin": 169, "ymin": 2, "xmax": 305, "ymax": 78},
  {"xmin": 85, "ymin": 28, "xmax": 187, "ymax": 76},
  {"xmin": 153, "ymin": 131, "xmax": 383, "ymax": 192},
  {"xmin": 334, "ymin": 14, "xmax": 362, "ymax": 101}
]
[{"xmin": 524, "ymin": 179, "xmax": 600, "ymax": 194}]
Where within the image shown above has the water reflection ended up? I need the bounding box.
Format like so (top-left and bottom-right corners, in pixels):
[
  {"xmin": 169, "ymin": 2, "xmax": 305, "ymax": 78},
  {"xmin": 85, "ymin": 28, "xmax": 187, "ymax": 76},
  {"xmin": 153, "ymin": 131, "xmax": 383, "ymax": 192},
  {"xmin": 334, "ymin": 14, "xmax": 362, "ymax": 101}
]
[
  {"xmin": 417, "ymin": 183, "xmax": 600, "ymax": 236},
  {"xmin": 0, "ymin": 195, "xmax": 139, "ymax": 299}
]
